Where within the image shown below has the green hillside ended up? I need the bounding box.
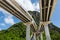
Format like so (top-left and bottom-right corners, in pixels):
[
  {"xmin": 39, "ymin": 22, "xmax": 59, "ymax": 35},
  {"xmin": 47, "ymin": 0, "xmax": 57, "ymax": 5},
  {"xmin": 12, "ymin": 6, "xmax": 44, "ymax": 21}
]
[
  {"xmin": 0, "ymin": 22, "xmax": 26, "ymax": 40},
  {"xmin": 0, "ymin": 11, "xmax": 60, "ymax": 40}
]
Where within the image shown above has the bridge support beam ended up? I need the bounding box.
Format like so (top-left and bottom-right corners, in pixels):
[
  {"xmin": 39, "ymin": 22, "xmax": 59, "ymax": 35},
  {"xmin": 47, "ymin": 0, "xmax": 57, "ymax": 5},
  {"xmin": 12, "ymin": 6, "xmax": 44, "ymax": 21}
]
[
  {"xmin": 33, "ymin": 33, "xmax": 36, "ymax": 40},
  {"xmin": 26, "ymin": 25, "xmax": 30, "ymax": 40},
  {"xmin": 40, "ymin": 32, "xmax": 43, "ymax": 40},
  {"xmin": 44, "ymin": 24, "xmax": 51, "ymax": 40},
  {"xmin": 31, "ymin": 33, "xmax": 36, "ymax": 40}
]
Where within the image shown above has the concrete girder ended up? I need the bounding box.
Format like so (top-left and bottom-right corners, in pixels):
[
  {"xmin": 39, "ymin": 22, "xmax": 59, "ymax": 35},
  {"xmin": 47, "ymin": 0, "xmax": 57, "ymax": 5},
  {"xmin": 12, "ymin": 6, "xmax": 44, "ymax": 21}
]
[
  {"xmin": 0, "ymin": 0, "xmax": 37, "ymax": 32},
  {"xmin": 39, "ymin": 0, "xmax": 57, "ymax": 21}
]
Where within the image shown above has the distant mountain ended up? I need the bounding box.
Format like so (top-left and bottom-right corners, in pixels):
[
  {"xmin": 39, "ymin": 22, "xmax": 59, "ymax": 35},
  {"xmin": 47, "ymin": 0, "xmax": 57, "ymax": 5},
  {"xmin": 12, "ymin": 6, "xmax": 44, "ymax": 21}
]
[
  {"xmin": 0, "ymin": 11, "xmax": 60, "ymax": 40},
  {"xmin": 28, "ymin": 11, "xmax": 40, "ymax": 26}
]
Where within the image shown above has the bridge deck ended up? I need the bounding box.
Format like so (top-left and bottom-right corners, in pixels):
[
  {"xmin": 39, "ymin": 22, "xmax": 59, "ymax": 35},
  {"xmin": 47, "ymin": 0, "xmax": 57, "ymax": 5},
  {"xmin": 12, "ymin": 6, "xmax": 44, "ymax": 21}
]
[{"xmin": 40, "ymin": 0, "xmax": 57, "ymax": 22}]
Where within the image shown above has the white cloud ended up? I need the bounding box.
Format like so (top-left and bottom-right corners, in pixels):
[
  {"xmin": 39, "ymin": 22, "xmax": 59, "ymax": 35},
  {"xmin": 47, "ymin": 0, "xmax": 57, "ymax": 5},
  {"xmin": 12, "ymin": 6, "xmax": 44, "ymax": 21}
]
[
  {"xmin": 15, "ymin": 0, "xmax": 35, "ymax": 11},
  {"xmin": 0, "ymin": 8, "xmax": 15, "ymax": 25},
  {"xmin": 33, "ymin": 3, "xmax": 40, "ymax": 11},
  {"xmin": 4, "ymin": 17, "xmax": 15, "ymax": 25},
  {"xmin": 15, "ymin": 0, "xmax": 39, "ymax": 11}
]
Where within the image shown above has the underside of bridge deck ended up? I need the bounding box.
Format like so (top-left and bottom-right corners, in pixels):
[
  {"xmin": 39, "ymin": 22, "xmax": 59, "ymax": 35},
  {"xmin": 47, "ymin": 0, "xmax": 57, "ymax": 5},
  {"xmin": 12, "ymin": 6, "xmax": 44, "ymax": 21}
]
[{"xmin": 40, "ymin": 0, "xmax": 57, "ymax": 22}]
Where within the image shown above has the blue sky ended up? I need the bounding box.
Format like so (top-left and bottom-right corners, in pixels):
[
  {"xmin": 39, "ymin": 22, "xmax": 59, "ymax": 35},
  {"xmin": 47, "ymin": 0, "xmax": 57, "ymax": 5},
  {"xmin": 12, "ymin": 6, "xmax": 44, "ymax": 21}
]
[
  {"xmin": 0, "ymin": 0, "xmax": 60, "ymax": 30},
  {"xmin": 51, "ymin": 0, "xmax": 60, "ymax": 28}
]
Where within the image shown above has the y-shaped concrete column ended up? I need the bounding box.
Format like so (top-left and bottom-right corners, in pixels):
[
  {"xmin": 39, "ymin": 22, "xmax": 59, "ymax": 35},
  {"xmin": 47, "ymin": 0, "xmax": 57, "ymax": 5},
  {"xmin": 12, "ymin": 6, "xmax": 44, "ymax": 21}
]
[
  {"xmin": 39, "ymin": 24, "xmax": 43, "ymax": 40},
  {"xmin": 26, "ymin": 24, "xmax": 30, "ymax": 40},
  {"xmin": 44, "ymin": 24, "xmax": 51, "ymax": 40}
]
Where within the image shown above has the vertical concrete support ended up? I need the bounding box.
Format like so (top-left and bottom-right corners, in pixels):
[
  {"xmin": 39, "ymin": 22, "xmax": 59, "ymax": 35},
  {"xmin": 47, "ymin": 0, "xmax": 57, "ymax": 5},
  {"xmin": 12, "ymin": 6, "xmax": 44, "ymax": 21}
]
[
  {"xmin": 44, "ymin": 24, "xmax": 51, "ymax": 40},
  {"xmin": 40, "ymin": 32, "xmax": 43, "ymax": 40},
  {"xmin": 31, "ymin": 33, "xmax": 36, "ymax": 40},
  {"xmin": 31, "ymin": 35, "xmax": 33, "ymax": 40},
  {"xmin": 33, "ymin": 33, "xmax": 36, "ymax": 40},
  {"xmin": 36, "ymin": 36, "xmax": 39, "ymax": 40},
  {"xmin": 26, "ymin": 25, "xmax": 30, "ymax": 40}
]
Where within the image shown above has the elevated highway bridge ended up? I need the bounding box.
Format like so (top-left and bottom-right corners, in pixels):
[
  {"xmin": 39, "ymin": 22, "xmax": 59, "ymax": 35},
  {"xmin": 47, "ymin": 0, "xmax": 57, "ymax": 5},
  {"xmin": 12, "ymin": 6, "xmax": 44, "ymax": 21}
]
[{"xmin": 0, "ymin": 0, "xmax": 57, "ymax": 40}]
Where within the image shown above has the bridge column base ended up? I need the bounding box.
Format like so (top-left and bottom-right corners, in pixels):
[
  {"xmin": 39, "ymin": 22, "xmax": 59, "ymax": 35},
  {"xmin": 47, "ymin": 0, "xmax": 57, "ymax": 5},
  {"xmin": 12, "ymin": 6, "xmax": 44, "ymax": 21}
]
[
  {"xmin": 31, "ymin": 33, "xmax": 36, "ymax": 40},
  {"xmin": 44, "ymin": 24, "xmax": 51, "ymax": 40},
  {"xmin": 26, "ymin": 24, "xmax": 30, "ymax": 40},
  {"xmin": 40, "ymin": 32, "xmax": 43, "ymax": 40}
]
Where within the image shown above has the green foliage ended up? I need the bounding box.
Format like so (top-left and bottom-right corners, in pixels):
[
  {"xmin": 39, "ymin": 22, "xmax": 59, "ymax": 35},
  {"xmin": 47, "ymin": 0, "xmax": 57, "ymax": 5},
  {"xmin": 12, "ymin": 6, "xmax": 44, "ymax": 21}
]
[
  {"xmin": 0, "ymin": 22, "xmax": 26, "ymax": 40},
  {"xmin": 50, "ymin": 30, "xmax": 60, "ymax": 40}
]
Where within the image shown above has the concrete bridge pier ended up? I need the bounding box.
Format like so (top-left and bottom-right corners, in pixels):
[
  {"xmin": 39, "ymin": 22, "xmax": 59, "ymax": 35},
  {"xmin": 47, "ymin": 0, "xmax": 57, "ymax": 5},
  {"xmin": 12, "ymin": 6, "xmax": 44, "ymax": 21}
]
[
  {"xmin": 40, "ymin": 32, "xmax": 43, "ymax": 40},
  {"xmin": 44, "ymin": 24, "xmax": 51, "ymax": 40},
  {"xmin": 26, "ymin": 24, "xmax": 30, "ymax": 40}
]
